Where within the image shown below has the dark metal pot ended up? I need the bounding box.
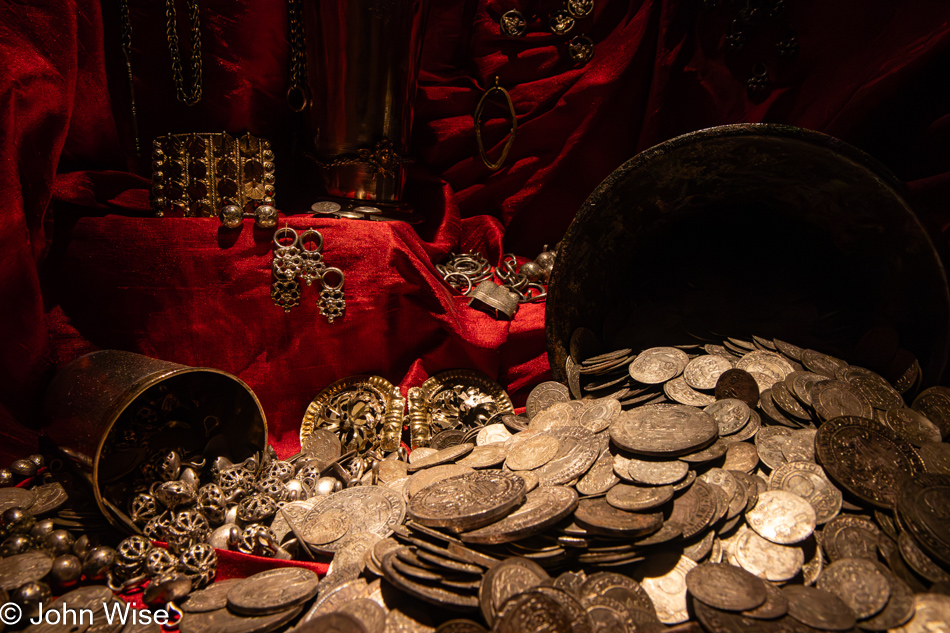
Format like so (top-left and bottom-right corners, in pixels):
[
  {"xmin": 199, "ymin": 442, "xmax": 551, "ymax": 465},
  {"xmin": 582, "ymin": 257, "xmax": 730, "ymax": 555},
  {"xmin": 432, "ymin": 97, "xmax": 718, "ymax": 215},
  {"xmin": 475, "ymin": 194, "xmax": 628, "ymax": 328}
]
[
  {"xmin": 546, "ymin": 124, "xmax": 950, "ymax": 387},
  {"xmin": 42, "ymin": 351, "xmax": 267, "ymax": 531}
]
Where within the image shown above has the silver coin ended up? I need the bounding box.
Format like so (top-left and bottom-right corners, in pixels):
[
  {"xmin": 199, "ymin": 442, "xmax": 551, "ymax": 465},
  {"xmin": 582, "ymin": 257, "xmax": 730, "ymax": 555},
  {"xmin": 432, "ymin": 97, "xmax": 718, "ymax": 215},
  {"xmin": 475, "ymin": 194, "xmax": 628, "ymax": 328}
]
[
  {"xmin": 704, "ymin": 399, "xmax": 751, "ymax": 435},
  {"xmin": 506, "ymin": 435, "xmax": 559, "ymax": 471},
  {"xmin": 526, "ymin": 382, "xmax": 571, "ymax": 419},
  {"xmin": 408, "ymin": 471, "xmax": 525, "ymax": 532},
  {"xmin": 0, "ymin": 487, "xmax": 35, "ymax": 513},
  {"xmin": 181, "ymin": 579, "xmax": 246, "ymax": 613},
  {"xmin": 0, "ymin": 550, "xmax": 52, "ymax": 590},
  {"xmin": 306, "ymin": 486, "xmax": 406, "ymax": 552},
  {"xmin": 745, "ymin": 490, "xmax": 816, "ymax": 544},
  {"xmin": 684, "ymin": 355, "xmax": 734, "ymax": 391},
  {"xmin": 735, "ymin": 351, "xmax": 794, "ymax": 390},
  {"xmin": 639, "ymin": 555, "xmax": 696, "ymax": 624},
  {"xmin": 663, "ymin": 377, "xmax": 716, "ymax": 407},
  {"xmin": 461, "ymin": 486, "xmax": 578, "ymax": 545},
  {"xmin": 534, "ymin": 426, "xmax": 599, "ymax": 486},
  {"xmin": 628, "ymin": 347, "xmax": 689, "ymax": 384},
  {"xmin": 732, "ymin": 526, "xmax": 803, "ymax": 582},
  {"xmin": 767, "ymin": 461, "xmax": 842, "ymax": 525},
  {"xmin": 610, "ymin": 404, "xmax": 718, "ymax": 456},
  {"xmin": 811, "ymin": 380, "xmax": 874, "ymax": 421},
  {"xmin": 227, "ymin": 567, "xmax": 319, "ymax": 615}
]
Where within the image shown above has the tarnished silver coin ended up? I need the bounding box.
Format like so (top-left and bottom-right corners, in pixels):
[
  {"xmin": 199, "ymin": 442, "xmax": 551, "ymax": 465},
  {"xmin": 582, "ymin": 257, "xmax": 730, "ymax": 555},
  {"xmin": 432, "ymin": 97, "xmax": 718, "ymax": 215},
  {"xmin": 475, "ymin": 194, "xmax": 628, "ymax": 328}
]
[
  {"xmin": 786, "ymin": 371, "xmax": 827, "ymax": 406},
  {"xmin": 891, "ymin": 593, "xmax": 950, "ymax": 633},
  {"xmin": 639, "ymin": 555, "xmax": 696, "ymax": 624},
  {"xmin": 755, "ymin": 426, "xmax": 793, "ymax": 470},
  {"xmin": 883, "ymin": 408, "xmax": 942, "ymax": 446},
  {"xmin": 493, "ymin": 591, "xmax": 572, "ymax": 633},
  {"xmin": 767, "ymin": 461, "xmax": 842, "ymax": 525},
  {"xmin": 0, "ymin": 550, "xmax": 52, "ymax": 590},
  {"xmin": 684, "ymin": 562, "xmax": 767, "ymax": 612},
  {"xmin": 227, "ymin": 567, "xmax": 319, "ymax": 615},
  {"xmin": 622, "ymin": 457, "xmax": 688, "ymax": 486},
  {"xmin": 408, "ymin": 470, "xmax": 525, "ymax": 532},
  {"xmin": 735, "ymin": 351, "xmax": 794, "ymax": 391},
  {"xmin": 815, "ymin": 416, "xmax": 924, "ymax": 508},
  {"xmin": 506, "ymin": 434, "xmax": 559, "ymax": 471},
  {"xmin": 811, "ymin": 380, "xmax": 874, "ymax": 421},
  {"xmin": 769, "ymin": 381, "xmax": 811, "ymax": 421},
  {"xmin": 745, "ymin": 490, "xmax": 816, "ymax": 544},
  {"xmin": 573, "ymin": 497, "xmax": 663, "ymax": 538},
  {"xmin": 610, "ymin": 404, "xmax": 718, "ymax": 457},
  {"xmin": 722, "ymin": 442, "xmax": 759, "ymax": 473},
  {"xmin": 575, "ymin": 398, "xmax": 621, "ymax": 433},
  {"xmin": 296, "ymin": 612, "xmax": 368, "ymax": 633},
  {"xmin": 664, "ymin": 377, "xmax": 716, "ymax": 407},
  {"xmin": 783, "ymin": 585, "xmax": 856, "ymax": 631},
  {"xmin": 919, "ymin": 441, "xmax": 950, "ymax": 475},
  {"xmin": 684, "ymin": 355, "xmax": 734, "ymax": 391},
  {"xmin": 475, "ymin": 424, "xmax": 512, "ymax": 446},
  {"xmin": 913, "ymin": 386, "xmax": 950, "ymax": 440},
  {"xmin": 526, "ymin": 382, "xmax": 571, "ymax": 419},
  {"xmin": 628, "ymin": 347, "xmax": 689, "ymax": 384},
  {"xmin": 534, "ymin": 426, "xmax": 599, "ymax": 486},
  {"xmin": 457, "ymin": 444, "xmax": 508, "ymax": 469},
  {"xmin": 816, "ymin": 557, "xmax": 891, "ymax": 620},
  {"xmin": 306, "ymin": 486, "xmax": 406, "ymax": 552},
  {"xmin": 606, "ymin": 484, "xmax": 674, "ymax": 512},
  {"xmin": 181, "ymin": 578, "xmax": 246, "ymax": 613},
  {"xmin": 461, "ymin": 486, "xmax": 577, "ymax": 545},
  {"xmin": 844, "ymin": 367, "xmax": 904, "ymax": 411},
  {"xmin": 303, "ymin": 508, "xmax": 351, "ymax": 545},
  {"xmin": 302, "ymin": 428, "xmax": 344, "ymax": 469},
  {"xmin": 407, "ymin": 444, "xmax": 474, "ymax": 472},
  {"xmin": 408, "ymin": 447, "xmax": 438, "ymax": 464},
  {"xmin": 575, "ymin": 452, "xmax": 619, "ymax": 496},
  {"xmin": 740, "ymin": 580, "xmax": 788, "ymax": 620},
  {"xmin": 704, "ymin": 399, "xmax": 751, "ymax": 436},
  {"xmin": 0, "ymin": 487, "xmax": 35, "ymax": 513},
  {"xmin": 27, "ymin": 483, "xmax": 68, "ymax": 515},
  {"xmin": 732, "ymin": 526, "xmax": 803, "ymax": 582},
  {"xmin": 407, "ymin": 464, "xmax": 475, "ymax": 498},
  {"xmin": 479, "ymin": 557, "xmax": 550, "ymax": 626},
  {"xmin": 528, "ymin": 402, "xmax": 576, "ymax": 432},
  {"xmin": 179, "ymin": 605, "xmax": 304, "ymax": 633},
  {"xmin": 338, "ymin": 599, "xmax": 386, "ymax": 633}
]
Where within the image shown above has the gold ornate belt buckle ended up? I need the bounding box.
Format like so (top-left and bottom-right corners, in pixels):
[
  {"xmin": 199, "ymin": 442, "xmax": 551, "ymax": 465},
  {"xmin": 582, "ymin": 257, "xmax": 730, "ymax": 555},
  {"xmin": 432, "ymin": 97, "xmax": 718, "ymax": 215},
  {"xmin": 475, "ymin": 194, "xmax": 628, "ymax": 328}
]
[{"xmin": 150, "ymin": 132, "xmax": 278, "ymax": 228}]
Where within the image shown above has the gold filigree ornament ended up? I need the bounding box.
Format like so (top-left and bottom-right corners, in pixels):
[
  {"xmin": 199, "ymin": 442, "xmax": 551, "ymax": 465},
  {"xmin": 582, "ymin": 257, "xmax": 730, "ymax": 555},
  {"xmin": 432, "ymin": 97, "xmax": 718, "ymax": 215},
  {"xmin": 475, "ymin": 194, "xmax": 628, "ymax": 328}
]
[
  {"xmin": 300, "ymin": 376, "xmax": 404, "ymax": 457},
  {"xmin": 408, "ymin": 370, "xmax": 514, "ymax": 449},
  {"xmin": 150, "ymin": 132, "xmax": 277, "ymax": 228}
]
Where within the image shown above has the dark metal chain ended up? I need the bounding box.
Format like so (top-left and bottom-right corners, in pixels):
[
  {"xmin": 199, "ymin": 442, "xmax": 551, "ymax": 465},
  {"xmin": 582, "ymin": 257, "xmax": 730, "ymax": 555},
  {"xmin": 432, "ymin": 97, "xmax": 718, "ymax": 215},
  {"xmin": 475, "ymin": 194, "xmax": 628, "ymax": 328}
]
[
  {"xmin": 287, "ymin": 0, "xmax": 310, "ymax": 111},
  {"xmin": 117, "ymin": 0, "xmax": 141, "ymax": 155},
  {"xmin": 165, "ymin": 0, "xmax": 203, "ymax": 105}
]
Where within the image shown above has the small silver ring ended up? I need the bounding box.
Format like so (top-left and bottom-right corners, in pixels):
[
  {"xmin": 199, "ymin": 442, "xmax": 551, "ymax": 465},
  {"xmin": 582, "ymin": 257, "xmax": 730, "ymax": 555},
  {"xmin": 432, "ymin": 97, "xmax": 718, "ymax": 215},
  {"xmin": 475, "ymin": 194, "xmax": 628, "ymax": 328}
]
[
  {"xmin": 444, "ymin": 272, "xmax": 473, "ymax": 295},
  {"xmin": 299, "ymin": 229, "xmax": 324, "ymax": 253},
  {"xmin": 321, "ymin": 267, "xmax": 345, "ymax": 290},
  {"xmin": 273, "ymin": 227, "xmax": 299, "ymax": 250}
]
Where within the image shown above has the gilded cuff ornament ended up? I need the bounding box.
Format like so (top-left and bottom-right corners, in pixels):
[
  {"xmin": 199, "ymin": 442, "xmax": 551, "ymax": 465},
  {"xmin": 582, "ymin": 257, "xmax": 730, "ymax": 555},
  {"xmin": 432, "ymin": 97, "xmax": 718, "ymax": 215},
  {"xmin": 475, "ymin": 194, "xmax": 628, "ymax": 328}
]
[{"xmin": 150, "ymin": 132, "xmax": 277, "ymax": 228}]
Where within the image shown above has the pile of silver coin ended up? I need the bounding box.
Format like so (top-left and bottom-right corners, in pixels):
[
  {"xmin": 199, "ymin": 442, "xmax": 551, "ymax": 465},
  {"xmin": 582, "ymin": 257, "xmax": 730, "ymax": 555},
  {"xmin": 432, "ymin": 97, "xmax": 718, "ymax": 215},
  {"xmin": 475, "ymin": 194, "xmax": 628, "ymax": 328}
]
[
  {"xmin": 3, "ymin": 334, "xmax": 950, "ymax": 633},
  {"xmin": 221, "ymin": 334, "xmax": 948, "ymax": 632}
]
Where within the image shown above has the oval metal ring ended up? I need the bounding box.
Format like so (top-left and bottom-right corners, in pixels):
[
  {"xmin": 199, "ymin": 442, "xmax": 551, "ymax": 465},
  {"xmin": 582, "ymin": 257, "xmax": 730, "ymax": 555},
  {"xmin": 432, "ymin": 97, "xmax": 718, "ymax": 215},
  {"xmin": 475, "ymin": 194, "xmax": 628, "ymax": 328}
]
[
  {"xmin": 299, "ymin": 229, "xmax": 324, "ymax": 253},
  {"xmin": 444, "ymin": 272, "xmax": 474, "ymax": 295},
  {"xmin": 320, "ymin": 267, "xmax": 345, "ymax": 290},
  {"xmin": 475, "ymin": 77, "xmax": 517, "ymax": 171},
  {"xmin": 273, "ymin": 226, "xmax": 299, "ymax": 250}
]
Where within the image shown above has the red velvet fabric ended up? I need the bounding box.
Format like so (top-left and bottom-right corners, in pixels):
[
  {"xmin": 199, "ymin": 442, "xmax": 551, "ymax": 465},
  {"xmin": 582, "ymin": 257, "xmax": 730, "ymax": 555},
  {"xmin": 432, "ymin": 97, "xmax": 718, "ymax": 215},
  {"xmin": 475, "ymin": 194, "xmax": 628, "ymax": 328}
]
[{"xmin": 2, "ymin": 0, "xmax": 950, "ymax": 576}]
